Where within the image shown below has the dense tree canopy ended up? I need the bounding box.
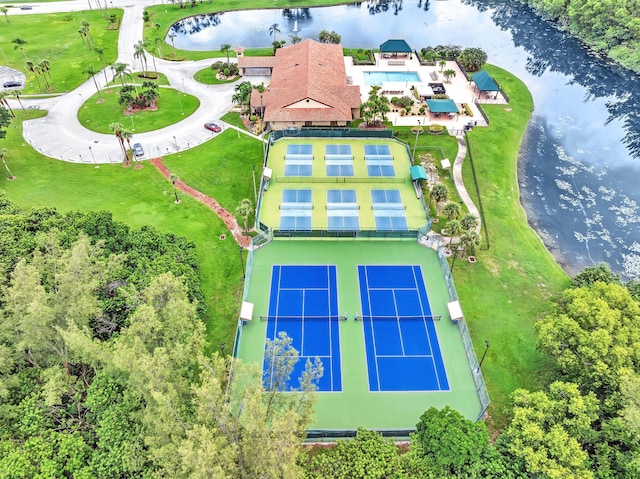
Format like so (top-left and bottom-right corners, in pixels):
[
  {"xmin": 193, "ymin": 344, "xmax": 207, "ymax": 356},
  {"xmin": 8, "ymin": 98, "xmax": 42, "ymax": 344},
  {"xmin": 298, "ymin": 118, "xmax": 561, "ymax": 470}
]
[{"xmin": 521, "ymin": 0, "xmax": 640, "ymax": 72}]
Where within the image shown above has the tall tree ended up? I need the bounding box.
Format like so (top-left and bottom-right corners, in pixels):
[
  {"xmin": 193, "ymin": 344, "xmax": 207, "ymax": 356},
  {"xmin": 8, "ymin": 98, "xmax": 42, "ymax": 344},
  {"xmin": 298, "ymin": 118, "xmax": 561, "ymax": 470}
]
[
  {"xmin": 269, "ymin": 23, "xmax": 281, "ymax": 42},
  {"xmin": 441, "ymin": 201, "xmax": 461, "ymax": 221},
  {"xmin": 12, "ymin": 38, "xmax": 27, "ymax": 60},
  {"xmin": 413, "ymin": 406, "xmax": 489, "ymax": 477},
  {"xmin": 83, "ymin": 66, "xmax": 101, "ymax": 99},
  {"xmin": 11, "ymin": 90, "xmax": 26, "ymax": 114},
  {"xmin": 93, "ymin": 45, "xmax": 109, "ymax": 84},
  {"xmin": 111, "ymin": 62, "xmax": 130, "ymax": 88},
  {"xmin": 0, "ymin": 148, "xmax": 15, "ymax": 180},
  {"xmin": 25, "ymin": 61, "xmax": 42, "ymax": 92},
  {"xmin": 1, "ymin": 6, "xmax": 9, "ymax": 23},
  {"xmin": 220, "ymin": 43, "xmax": 231, "ymax": 68},
  {"xmin": 133, "ymin": 40, "xmax": 148, "ymax": 72},
  {"xmin": 108, "ymin": 122, "xmax": 127, "ymax": 159},
  {"xmin": 235, "ymin": 198, "xmax": 254, "ymax": 232},
  {"xmin": 500, "ymin": 382, "xmax": 598, "ymax": 479}
]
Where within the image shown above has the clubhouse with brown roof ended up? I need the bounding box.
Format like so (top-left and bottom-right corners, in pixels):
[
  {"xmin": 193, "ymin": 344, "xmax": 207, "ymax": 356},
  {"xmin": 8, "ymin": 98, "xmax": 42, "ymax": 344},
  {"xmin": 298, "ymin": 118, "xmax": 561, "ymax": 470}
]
[{"xmin": 238, "ymin": 39, "xmax": 362, "ymax": 131}]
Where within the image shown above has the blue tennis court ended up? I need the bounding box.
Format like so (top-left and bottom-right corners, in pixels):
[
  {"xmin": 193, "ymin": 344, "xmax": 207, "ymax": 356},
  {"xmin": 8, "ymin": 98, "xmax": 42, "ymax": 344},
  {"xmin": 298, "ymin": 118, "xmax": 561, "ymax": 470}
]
[
  {"xmin": 280, "ymin": 189, "xmax": 313, "ymax": 231},
  {"xmin": 327, "ymin": 190, "xmax": 360, "ymax": 231},
  {"xmin": 371, "ymin": 190, "xmax": 408, "ymax": 231},
  {"xmin": 358, "ymin": 265, "xmax": 449, "ymax": 392},
  {"xmin": 263, "ymin": 265, "xmax": 342, "ymax": 392},
  {"xmin": 365, "ymin": 144, "xmax": 395, "ymax": 177},
  {"xmin": 285, "ymin": 144, "xmax": 313, "ymax": 176},
  {"xmin": 325, "ymin": 145, "xmax": 354, "ymax": 177}
]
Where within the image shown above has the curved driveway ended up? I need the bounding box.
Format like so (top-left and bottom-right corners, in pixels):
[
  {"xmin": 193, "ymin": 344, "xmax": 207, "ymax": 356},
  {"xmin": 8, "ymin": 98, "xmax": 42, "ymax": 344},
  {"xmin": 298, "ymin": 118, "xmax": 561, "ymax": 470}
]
[{"xmin": 9, "ymin": 0, "xmax": 245, "ymax": 164}]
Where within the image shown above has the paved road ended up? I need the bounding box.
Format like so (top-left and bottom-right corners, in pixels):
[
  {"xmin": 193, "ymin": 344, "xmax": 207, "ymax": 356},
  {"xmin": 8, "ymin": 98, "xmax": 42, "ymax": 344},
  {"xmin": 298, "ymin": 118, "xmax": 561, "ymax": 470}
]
[{"xmin": 6, "ymin": 0, "xmax": 249, "ymax": 164}]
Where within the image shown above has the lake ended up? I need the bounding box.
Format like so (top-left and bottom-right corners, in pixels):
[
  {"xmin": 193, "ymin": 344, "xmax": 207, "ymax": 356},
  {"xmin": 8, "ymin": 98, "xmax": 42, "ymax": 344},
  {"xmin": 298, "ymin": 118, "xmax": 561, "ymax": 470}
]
[{"xmin": 170, "ymin": 0, "xmax": 640, "ymax": 279}]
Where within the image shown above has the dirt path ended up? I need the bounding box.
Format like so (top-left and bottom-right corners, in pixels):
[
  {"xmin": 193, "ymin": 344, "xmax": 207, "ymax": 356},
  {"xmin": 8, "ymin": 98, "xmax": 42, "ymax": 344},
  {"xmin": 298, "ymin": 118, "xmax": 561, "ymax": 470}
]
[{"xmin": 150, "ymin": 157, "xmax": 252, "ymax": 249}]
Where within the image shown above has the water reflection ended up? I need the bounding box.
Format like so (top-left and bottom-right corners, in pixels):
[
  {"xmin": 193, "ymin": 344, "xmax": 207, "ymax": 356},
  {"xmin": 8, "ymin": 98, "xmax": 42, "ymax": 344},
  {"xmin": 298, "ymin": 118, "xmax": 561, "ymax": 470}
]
[{"xmin": 167, "ymin": 1, "xmax": 640, "ymax": 278}]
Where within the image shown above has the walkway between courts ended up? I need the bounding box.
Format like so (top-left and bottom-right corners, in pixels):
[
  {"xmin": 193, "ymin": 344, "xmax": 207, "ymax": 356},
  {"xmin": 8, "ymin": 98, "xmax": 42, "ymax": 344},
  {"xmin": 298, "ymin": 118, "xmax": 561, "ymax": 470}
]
[{"xmin": 149, "ymin": 157, "xmax": 252, "ymax": 249}]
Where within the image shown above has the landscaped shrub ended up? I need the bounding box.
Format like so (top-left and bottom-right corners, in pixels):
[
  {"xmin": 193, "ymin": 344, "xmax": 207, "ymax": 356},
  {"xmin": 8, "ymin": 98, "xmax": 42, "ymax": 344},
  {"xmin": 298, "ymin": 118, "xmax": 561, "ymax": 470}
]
[
  {"xmin": 392, "ymin": 96, "xmax": 414, "ymax": 108},
  {"xmin": 224, "ymin": 68, "xmax": 230, "ymax": 77},
  {"xmin": 428, "ymin": 124, "xmax": 446, "ymax": 134}
]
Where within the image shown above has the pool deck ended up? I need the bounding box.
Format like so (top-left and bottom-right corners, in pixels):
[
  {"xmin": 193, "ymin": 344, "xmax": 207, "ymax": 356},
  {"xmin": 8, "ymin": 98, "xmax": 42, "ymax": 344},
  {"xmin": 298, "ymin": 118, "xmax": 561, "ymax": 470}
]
[{"xmin": 344, "ymin": 53, "xmax": 507, "ymax": 131}]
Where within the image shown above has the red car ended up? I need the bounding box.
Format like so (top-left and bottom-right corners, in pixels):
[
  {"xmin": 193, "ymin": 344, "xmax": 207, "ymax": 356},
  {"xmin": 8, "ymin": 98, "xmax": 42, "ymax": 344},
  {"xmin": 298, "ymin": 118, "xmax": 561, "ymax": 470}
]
[{"xmin": 204, "ymin": 122, "xmax": 222, "ymax": 133}]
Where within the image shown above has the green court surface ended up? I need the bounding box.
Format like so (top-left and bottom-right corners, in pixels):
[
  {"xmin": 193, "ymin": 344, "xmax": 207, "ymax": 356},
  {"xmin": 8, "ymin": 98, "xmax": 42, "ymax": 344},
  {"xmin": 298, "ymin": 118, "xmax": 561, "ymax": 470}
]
[
  {"xmin": 259, "ymin": 138, "xmax": 426, "ymax": 231},
  {"xmin": 236, "ymin": 240, "xmax": 482, "ymax": 432}
]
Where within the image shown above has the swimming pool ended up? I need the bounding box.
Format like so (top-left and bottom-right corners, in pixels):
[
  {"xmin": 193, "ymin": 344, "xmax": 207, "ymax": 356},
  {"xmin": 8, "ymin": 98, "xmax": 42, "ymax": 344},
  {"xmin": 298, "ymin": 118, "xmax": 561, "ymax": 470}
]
[{"xmin": 364, "ymin": 71, "xmax": 421, "ymax": 85}]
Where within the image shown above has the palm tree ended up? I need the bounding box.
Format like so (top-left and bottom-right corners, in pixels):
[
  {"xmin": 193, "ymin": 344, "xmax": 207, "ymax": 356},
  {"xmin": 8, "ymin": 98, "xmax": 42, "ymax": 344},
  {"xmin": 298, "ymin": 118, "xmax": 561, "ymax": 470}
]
[
  {"xmin": 109, "ymin": 122, "xmax": 127, "ymax": 159},
  {"xmin": 168, "ymin": 32, "xmax": 176, "ymax": 57},
  {"xmin": 0, "ymin": 148, "xmax": 15, "ymax": 180},
  {"xmin": 143, "ymin": 40, "xmax": 158, "ymax": 73},
  {"xmin": 169, "ymin": 173, "xmax": 180, "ymax": 203},
  {"xmin": 94, "ymin": 46, "xmax": 109, "ymax": 85},
  {"xmin": 269, "ymin": 23, "xmax": 280, "ymax": 42},
  {"xmin": 220, "ymin": 43, "xmax": 231, "ymax": 68},
  {"xmin": 438, "ymin": 59, "xmax": 446, "ymax": 72},
  {"xmin": 1, "ymin": 7, "xmax": 9, "ymax": 23},
  {"xmin": 12, "ymin": 38, "xmax": 27, "ymax": 60},
  {"xmin": 81, "ymin": 20, "xmax": 93, "ymax": 48},
  {"xmin": 38, "ymin": 60, "xmax": 53, "ymax": 89},
  {"xmin": 78, "ymin": 28, "xmax": 87, "ymax": 49},
  {"xmin": 459, "ymin": 230, "xmax": 480, "ymax": 258},
  {"xmin": 83, "ymin": 66, "xmax": 102, "ymax": 99},
  {"xmin": 121, "ymin": 129, "xmax": 133, "ymax": 154},
  {"xmin": 154, "ymin": 35, "xmax": 164, "ymax": 59},
  {"xmin": 11, "ymin": 90, "xmax": 25, "ymax": 114},
  {"xmin": 25, "ymin": 61, "xmax": 42, "ymax": 92},
  {"xmin": 0, "ymin": 92, "xmax": 14, "ymax": 117},
  {"xmin": 460, "ymin": 214, "xmax": 478, "ymax": 233},
  {"xmin": 442, "ymin": 202, "xmax": 461, "ymax": 222},
  {"xmin": 133, "ymin": 41, "xmax": 148, "ymax": 72},
  {"xmin": 35, "ymin": 63, "xmax": 49, "ymax": 91},
  {"xmin": 111, "ymin": 62, "xmax": 130, "ymax": 88},
  {"xmin": 235, "ymin": 198, "xmax": 254, "ymax": 232},
  {"xmin": 253, "ymin": 83, "xmax": 265, "ymax": 118},
  {"xmin": 429, "ymin": 184, "xmax": 448, "ymax": 215},
  {"xmin": 445, "ymin": 219, "xmax": 462, "ymax": 250},
  {"xmin": 443, "ymin": 69, "xmax": 456, "ymax": 83}
]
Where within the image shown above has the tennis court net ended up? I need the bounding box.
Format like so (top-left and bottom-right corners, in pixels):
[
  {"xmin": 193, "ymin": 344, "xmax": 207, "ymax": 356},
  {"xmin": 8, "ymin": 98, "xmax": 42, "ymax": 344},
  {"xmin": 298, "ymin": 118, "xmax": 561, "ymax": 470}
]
[
  {"xmin": 355, "ymin": 314, "xmax": 442, "ymax": 321},
  {"xmin": 260, "ymin": 314, "xmax": 348, "ymax": 322}
]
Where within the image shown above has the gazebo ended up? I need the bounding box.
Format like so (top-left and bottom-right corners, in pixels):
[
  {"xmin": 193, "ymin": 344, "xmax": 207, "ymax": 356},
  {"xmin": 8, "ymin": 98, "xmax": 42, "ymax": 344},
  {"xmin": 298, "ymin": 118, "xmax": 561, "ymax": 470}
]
[
  {"xmin": 379, "ymin": 39, "xmax": 412, "ymax": 59},
  {"xmin": 426, "ymin": 99, "xmax": 459, "ymax": 118},
  {"xmin": 471, "ymin": 70, "xmax": 499, "ymax": 98}
]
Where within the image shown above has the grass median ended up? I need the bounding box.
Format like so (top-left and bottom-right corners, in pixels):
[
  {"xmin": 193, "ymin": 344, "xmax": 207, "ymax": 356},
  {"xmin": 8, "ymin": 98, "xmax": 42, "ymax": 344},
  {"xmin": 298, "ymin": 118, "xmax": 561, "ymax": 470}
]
[{"xmin": 77, "ymin": 86, "xmax": 199, "ymax": 134}]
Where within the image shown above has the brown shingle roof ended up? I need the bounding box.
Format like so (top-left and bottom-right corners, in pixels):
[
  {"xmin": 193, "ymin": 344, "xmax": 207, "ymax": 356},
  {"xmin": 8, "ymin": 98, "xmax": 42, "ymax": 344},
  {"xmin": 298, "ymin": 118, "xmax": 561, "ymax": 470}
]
[
  {"xmin": 238, "ymin": 56, "xmax": 278, "ymax": 68},
  {"xmin": 251, "ymin": 40, "xmax": 360, "ymax": 123}
]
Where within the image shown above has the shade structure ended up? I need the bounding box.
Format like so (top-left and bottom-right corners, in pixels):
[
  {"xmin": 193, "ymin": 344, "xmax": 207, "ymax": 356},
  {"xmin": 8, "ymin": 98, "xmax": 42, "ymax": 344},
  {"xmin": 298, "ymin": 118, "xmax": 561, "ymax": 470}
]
[
  {"xmin": 471, "ymin": 70, "xmax": 499, "ymax": 92},
  {"xmin": 410, "ymin": 165, "xmax": 428, "ymax": 181},
  {"xmin": 426, "ymin": 99, "xmax": 459, "ymax": 113},
  {"xmin": 379, "ymin": 39, "xmax": 412, "ymax": 54}
]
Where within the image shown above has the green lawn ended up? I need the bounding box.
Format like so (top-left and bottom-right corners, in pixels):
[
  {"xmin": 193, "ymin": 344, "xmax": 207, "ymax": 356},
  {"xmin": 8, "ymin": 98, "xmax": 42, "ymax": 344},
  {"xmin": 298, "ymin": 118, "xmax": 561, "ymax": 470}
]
[
  {"xmin": 0, "ymin": 10, "xmax": 121, "ymax": 94},
  {"xmin": 221, "ymin": 111, "xmax": 248, "ymax": 131},
  {"xmin": 77, "ymin": 86, "xmax": 200, "ymax": 133},
  {"xmin": 1, "ymin": 110, "xmax": 252, "ymax": 350},
  {"xmin": 162, "ymin": 129, "xmax": 264, "ymax": 216},
  {"xmin": 456, "ymin": 65, "xmax": 570, "ymax": 430}
]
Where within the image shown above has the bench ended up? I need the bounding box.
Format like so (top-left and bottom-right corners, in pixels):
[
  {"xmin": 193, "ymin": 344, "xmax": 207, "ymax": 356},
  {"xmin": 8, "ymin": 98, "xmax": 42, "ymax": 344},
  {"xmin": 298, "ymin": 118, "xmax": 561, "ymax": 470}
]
[{"xmin": 388, "ymin": 60, "xmax": 405, "ymax": 66}]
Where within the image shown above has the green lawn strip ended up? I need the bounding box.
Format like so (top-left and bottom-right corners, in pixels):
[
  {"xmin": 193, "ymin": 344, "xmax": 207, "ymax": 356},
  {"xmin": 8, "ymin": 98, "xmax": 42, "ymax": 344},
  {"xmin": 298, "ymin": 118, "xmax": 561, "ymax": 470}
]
[
  {"xmin": 143, "ymin": 0, "xmax": 350, "ymax": 61},
  {"xmin": 194, "ymin": 66, "xmax": 239, "ymax": 85},
  {"xmin": 0, "ymin": 9, "xmax": 121, "ymax": 94},
  {"xmin": 1, "ymin": 110, "xmax": 244, "ymax": 348},
  {"xmin": 77, "ymin": 86, "xmax": 199, "ymax": 133},
  {"xmin": 221, "ymin": 111, "xmax": 248, "ymax": 130},
  {"xmin": 455, "ymin": 64, "xmax": 570, "ymax": 431},
  {"xmin": 162, "ymin": 130, "xmax": 264, "ymax": 217}
]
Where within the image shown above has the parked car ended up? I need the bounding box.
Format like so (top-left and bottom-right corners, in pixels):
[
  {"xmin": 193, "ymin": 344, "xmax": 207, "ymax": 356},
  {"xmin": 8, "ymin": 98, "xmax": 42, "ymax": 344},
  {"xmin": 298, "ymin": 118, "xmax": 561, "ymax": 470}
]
[
  {"xmin": 3, "ymin": 80, "xmax": 22, "ymax": 88},
  {"xmin": 132, "ymin": 143, "xmax": 144, "ymax": 158},
  {"xmin": 20, "ymin": 5, "xmax": 32, "ymax": 9},
  {"xmin": 204, "ymin": 122, "xmax": 222, "ymax": 133}
]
